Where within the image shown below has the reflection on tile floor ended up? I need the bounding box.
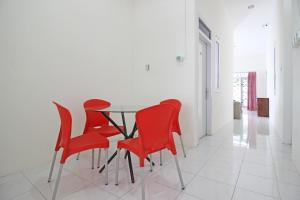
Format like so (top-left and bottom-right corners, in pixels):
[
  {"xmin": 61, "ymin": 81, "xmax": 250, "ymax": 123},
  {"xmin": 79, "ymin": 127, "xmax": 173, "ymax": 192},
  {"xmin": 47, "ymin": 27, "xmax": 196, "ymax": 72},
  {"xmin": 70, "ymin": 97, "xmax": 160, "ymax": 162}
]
[{"xmin": 1, "ymin": 111, "xmax": 300, "ymax": 200}]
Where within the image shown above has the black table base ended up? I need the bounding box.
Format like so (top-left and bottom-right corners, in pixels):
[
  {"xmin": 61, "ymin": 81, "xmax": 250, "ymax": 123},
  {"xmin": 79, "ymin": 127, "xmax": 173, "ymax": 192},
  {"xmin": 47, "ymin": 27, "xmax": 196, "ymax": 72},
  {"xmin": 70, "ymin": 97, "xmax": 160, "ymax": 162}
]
[{"xmin": 98, "ymin": 112, "xmax": 137, "ymax": 183}]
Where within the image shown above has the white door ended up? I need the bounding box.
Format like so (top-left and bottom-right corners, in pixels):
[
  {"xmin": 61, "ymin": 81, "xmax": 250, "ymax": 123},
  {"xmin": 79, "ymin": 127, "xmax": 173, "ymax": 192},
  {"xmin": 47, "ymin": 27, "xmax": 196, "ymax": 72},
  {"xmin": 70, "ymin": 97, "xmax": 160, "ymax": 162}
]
[{"xmin": 198, "ymin": 39, "xmax": 208, "ymax": 139}]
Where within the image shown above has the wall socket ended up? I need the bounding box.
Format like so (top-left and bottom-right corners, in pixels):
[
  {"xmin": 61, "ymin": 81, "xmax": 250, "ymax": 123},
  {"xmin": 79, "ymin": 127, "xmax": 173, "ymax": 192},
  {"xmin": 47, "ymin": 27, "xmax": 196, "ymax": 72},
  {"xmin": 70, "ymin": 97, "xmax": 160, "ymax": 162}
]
[{"xmin": 145, "ymin": 64, "xmax": 150, "ymax": 71}]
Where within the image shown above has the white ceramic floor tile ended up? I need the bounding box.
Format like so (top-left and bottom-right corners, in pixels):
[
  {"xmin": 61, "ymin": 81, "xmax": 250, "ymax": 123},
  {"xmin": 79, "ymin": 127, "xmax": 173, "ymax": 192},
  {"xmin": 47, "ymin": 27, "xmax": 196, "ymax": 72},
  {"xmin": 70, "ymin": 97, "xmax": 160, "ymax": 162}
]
[
  {"xmin": 65, "ymin": 152, "xmax": 125, "ymax": 184},
  {"xmin": 270, "ymin": 142, "xmax": 292, "ymax": 154},
  {"xmin": 278, "ymin": 183, "xmax": 300, "ymax": 200},
  {"xmin": 205, "ymin": 157, "xmax": 242, "ymax": 173},
  {"xmin": 0, "ymin": 173, "xmax": 25, "ymax": 185},
  {"xmin": 241, "ymin": 162, "xmax": 276, "ymax": 180},
  {"xmin": 185, "ymin": 176, "xmax": 234, "ymax": 200},
  {"xmin": 22, "ymin": 163, "xmax": 61, "ymax": 186},
  {"xmin": 176, "ymin": 193, "xmax": 203, "ymax": 200},
  {"xmin": 165, "ymin": 156, "xmax": 207, "ymax": 174},
  {"xmin": 213, "ymin": 149, "xmax": 245, "ymax": 161},
  {"xmin": 273, "ymin": 159, "xmax": 298, "ymax": 172},
  {"xmin": 120, "ymin": 180, "xmax": 180, "ymax": 200},
  {"xmin": 0, "ymin": 172, "xmax": 33, "ymax": 200},
  {"xmin": 188, "ymin": 145, "xmax": 218, "ymax": 159},
  {"xmin": 233, "ymin": 188, "xmax": 277, "ymax": 200},
  {"xmin": 61, "ymin": 184, "xmax": 117, "ymax": 200},
  {"xmin": 198, "ymin": 165, "xmax": 239, "ymax": 185},
  {"xmin": 244, "ymin": 151, "xmax": 273, "ymax": 166},
  {"xmin": 237, "ymin": 173, "xmax": 279, "ymax": 198},
  {"xmin": 12, "ymin": 188, "xmax": 45, "ymax": 200},
  {"xmin": 151, "ymin": 166, "xmax": 194, "ymax": 190},
  {"xmin": 198, "ymin": 137, "xmax": 223, "ymax": 148},
  {"xmin": 93, "ymin": 167, "xmax": 139, "ymax": 198},
  {"xmin": 276, "ymin": 169, "xmax": 300, "ymax": 186},
  {"xmin": 23, "ymin": 164, "xmax": 89, "ymax": 200},
  {"xmin": 220, "ymin": 143, "xmax": 247, "ymax": 152}
]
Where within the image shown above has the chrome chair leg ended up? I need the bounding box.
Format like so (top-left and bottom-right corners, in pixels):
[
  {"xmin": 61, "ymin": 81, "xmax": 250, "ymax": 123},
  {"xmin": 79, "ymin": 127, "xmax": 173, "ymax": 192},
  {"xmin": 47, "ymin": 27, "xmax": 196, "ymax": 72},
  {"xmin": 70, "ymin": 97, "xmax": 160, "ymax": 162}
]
[
  {"xmin": 115, "ymin": 149, "xmax": 121, "ymax": 185},
  {"xmin": 105, "ymin": 148, "xmax": 108, "ymax": 185},
  {"xmin": 141, "ymin": 167, "xmax": 145, "ymax": 200},
  {"xmin": 179, "ymin": 135, "xmax": 187, "ymax": 158},
  {"xmin": 159, "ymin": 151, "xmax": 163, "ymax": 166},
  {"xmin": 52, "ymin": 164, "xmax": 64, "ymax": 200},
  {"xmin": 97, "ymin": 149, "xmax": 101, "ymax": 168},
  {"xmin": 76, "ymin": 153, "xmax": 80, "ymax": 160},
  {"xmin": 174, "ymin": 155, "xmax": 185, "ymax": 190},
  {"xmin": 92, "ymin": 149, "xmax": 95, "ymax": 169},
  {"xmin": 48, "ymin": 151, "xmax": 57, "ymax": 182},
  {"xmin": 149, "ymin": 154, "xmax": 153, "ymax": 172}
]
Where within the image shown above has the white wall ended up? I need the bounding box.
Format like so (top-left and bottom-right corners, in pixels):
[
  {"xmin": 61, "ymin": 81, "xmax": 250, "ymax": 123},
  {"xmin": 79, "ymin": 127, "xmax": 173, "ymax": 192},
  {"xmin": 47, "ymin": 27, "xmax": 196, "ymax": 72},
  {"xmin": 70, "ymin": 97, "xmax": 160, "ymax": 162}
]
[
  {"xmin": 267, "ymin": 0, "xmax": 300, "ymax": 172},
  {"xmin": 131, "ymin": 0, "xmax": 199, "ymax": 146},
  {"xmin": 0, "ymin": 0, "xmax": 134, "ymax": 176},
  {"xmin": 195, "ymin": 0, "xmax": 234, "ymax": 134},
  {"xmin": 266, "ymin": 0, "xmax": 294, "ymax": 144},
  {"xmin": 291, "ymin": 0, "xmax": 300, "ymax": 172}
]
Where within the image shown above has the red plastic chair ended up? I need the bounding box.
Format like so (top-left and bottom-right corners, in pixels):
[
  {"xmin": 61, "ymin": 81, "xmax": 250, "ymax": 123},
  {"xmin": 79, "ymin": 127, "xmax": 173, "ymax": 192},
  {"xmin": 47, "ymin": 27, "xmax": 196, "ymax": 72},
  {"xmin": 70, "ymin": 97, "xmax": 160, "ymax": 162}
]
[
  {"xmin": 114, "ymin": 104, "xmax": 185, "ymax": 200},
  {"xmin": 48, "ymin": 102, "xmax": 109, "ymax": 200},
  {"xmin": 159, "ymin": 99, "xmax": 186, "ymax": 165},
  {"xmin": 78, "ymin": 99, "xmax": 124, "ymax": 169}
]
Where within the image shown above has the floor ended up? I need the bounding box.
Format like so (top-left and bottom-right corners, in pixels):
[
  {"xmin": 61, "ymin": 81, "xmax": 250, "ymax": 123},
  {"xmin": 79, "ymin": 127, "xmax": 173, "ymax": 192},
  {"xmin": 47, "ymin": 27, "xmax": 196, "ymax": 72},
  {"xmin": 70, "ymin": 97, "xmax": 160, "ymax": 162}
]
[{"xmin": 1, "ymin": 111, "xmax": 300, "ymax": 200}]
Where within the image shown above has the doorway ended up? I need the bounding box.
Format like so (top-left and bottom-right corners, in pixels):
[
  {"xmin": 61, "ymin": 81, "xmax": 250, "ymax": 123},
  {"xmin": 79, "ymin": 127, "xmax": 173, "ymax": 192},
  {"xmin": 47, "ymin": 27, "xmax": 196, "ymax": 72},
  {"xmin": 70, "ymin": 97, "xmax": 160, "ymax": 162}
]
[
  {"xmin": 197, "ymin": 32, "xmax": 212, "ymax": 140},
  {"xmin": 233, "ymin": 72, "xmax": 248, "ymax": 107}
]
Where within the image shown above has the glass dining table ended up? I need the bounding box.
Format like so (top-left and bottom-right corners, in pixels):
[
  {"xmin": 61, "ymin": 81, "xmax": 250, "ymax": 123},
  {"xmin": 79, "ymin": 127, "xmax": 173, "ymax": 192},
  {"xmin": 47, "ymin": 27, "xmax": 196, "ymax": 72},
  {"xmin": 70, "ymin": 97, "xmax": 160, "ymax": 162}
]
[{"xmin": 86, "ymin": 105, "xmax": 153, "ymax": 183}]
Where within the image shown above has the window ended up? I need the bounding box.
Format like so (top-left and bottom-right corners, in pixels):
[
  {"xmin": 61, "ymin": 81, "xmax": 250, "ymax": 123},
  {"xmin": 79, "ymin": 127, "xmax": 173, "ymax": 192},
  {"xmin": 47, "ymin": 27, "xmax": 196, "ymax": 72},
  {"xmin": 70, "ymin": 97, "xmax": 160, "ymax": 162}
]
[
  {"xmin": 233, "ymin": 72, "xmax": 248, "ymax": 107},
  {"xmin": 199, "ymin": 18, "xmax": 211, "ymax": 40}
]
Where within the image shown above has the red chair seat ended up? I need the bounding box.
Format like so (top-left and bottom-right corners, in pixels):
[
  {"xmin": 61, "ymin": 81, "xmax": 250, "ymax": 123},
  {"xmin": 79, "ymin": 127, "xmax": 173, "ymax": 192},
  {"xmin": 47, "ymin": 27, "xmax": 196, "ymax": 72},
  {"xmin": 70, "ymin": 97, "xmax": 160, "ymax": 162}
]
[
  {"xmin": 90, "ymin": 125, "xmax": 124, "ymax": 137},
  {"xmin": 118, "ymin": 138, "xmax": 145, "ymax": 159},
  {"xmin": 68, "ymin": 132, "xmax": 109, "ymax": 155}
]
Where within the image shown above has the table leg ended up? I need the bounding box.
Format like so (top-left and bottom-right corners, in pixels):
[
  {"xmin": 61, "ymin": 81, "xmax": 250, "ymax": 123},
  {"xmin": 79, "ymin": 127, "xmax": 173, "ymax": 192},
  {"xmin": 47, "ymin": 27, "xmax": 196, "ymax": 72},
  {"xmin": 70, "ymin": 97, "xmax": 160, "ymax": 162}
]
[
  {"xmin": 124, "ymin": 123, "xmax": 137, "ymax": 159},
  {"xmin": 121, "ymin": 112, "xmax": 128, "ymax": 133},
  {"xmin": 121, "ymin": 113, "xmax": 135, "ymax": 183},
  {"xmin": 99, "ymin": 150, "xmax": 117, "ymax": 173},
  {"xmin": 146, "ymin": 157, "xmax": 155, "ymax": 166},
  {"xmin": 127, "ymin": 151, "xmax": 135, "ymax": 183}
]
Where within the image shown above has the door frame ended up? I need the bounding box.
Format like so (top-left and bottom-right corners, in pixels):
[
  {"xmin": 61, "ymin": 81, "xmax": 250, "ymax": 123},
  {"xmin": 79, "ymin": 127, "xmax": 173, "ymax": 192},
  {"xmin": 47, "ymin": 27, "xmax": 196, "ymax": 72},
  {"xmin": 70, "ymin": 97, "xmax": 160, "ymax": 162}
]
[{"xmin": 196, "ymin": 30, "xmax": 212, "ymax": 139}]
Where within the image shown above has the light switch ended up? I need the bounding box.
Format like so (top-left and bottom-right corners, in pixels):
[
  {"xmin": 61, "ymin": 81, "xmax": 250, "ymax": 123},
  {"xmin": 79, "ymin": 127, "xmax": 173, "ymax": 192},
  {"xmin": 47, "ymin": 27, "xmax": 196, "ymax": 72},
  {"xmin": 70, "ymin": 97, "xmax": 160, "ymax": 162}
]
[
  {"xmin": 176, "ymin": 55, "xmax": 185, "ymax": 62},
  {"xmin": 145, "ymin": 64, "xmax": 150, "ymax": 71}
]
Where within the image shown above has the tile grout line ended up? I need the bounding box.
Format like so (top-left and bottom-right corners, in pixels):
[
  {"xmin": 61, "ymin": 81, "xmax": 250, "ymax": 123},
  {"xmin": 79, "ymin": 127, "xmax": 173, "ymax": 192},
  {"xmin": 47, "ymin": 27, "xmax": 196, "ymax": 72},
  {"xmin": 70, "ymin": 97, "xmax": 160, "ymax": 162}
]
[
  {"xmin": 172, "ymin": 147, "xmax": 214, "ymax": 200},
  {"xmin": 176, "ymin": 144, "xmax": 224, "ymax": 199},
  {"xmin": 269, "ymin": 136, "xmax": 283, "ymax": 200},
  {"xmin": 117, "ymin": 151, "xmax": 189, "ymax": 199},
  {"xmin": 118, "ymin": 145, "xmax": 218, "ymax": 200},
  {"xmin": 230, "ymin": 143, "xmax": 247, "ymax": 200},
  {"xmin": 1, "ymin": 171, "xmax": 38, "ymax": 200},
  {"xmin": 20, "ymin": 171, "xmax": 47, "ymax": 200},
  {"xmin": 106, "ymin": 153, "xmax": 144, "ymax": 199}
]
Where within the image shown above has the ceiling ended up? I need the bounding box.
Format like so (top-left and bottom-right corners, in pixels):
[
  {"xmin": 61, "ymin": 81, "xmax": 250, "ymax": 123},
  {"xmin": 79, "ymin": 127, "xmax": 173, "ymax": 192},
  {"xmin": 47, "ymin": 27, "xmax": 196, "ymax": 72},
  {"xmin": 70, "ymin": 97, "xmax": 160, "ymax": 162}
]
[
  {"xmin": 224, "ymin": 0, "xmax": 274, "ymax": 28},
  {"xmin": 224, "ymin": 0, "xmax": 275, "ymax": 54}
]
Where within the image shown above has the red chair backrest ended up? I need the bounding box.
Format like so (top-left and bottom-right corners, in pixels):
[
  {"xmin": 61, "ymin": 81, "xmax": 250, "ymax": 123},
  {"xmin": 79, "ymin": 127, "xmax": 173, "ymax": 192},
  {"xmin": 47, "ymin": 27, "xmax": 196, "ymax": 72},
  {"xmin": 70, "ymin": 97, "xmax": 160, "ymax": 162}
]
[
  {"xmin": 136, "ymin": 104, "xmax": 176, "ymax": 154},
  {"xmin": 83, "ymin": 99, "xmax": 111, "ymax": 132},
  {"xmin": 160, "ymin": 99, "xmax": 182, "ymax": 134},
  {"xmin": 53, "ymin": 102, "xmax": 72, "ymax": 151}
]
